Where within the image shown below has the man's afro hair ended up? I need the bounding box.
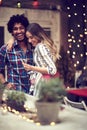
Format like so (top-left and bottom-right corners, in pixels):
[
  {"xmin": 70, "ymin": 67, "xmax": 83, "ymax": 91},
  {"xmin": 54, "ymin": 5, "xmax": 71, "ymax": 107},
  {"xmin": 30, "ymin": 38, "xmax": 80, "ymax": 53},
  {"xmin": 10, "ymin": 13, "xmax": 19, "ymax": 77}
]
[{"xmin": 7, "ymin": 14, "xmax": 29, "ymax": 33}]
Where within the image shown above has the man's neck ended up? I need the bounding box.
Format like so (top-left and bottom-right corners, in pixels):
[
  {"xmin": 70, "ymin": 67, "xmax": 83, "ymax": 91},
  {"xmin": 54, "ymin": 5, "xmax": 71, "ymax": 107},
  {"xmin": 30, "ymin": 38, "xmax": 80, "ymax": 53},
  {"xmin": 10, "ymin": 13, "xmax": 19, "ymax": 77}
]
[{"xmin": 18, "ymin": 41, "xmax": 27, "ymax": 53}]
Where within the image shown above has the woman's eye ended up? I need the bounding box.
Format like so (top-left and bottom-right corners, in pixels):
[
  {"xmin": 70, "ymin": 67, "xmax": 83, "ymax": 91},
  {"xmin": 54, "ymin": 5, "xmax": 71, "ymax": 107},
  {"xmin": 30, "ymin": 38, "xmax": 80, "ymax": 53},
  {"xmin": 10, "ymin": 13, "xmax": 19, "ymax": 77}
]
[{"xmin": 29, "ymin": 36, "xmax": 33, "ymax": 39}]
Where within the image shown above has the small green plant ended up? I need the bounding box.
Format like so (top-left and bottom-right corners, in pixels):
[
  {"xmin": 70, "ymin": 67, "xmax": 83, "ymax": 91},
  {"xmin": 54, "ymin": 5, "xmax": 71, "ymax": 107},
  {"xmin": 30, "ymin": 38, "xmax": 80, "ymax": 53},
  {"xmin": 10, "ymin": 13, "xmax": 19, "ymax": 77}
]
[
  {"xmin": 37, "ymin": 77, "xmax": 67, "ymax": 102},
  {"xmin": 0, "ymin": 81, "xmax": 6, "ymax": 91},
  {"xmin": 6, "ymin": 90, "xmax": 26, "ymax": 112},
  {"xmin": 0, "ymin": 81, "xmax": 6, "ymax": 102}
]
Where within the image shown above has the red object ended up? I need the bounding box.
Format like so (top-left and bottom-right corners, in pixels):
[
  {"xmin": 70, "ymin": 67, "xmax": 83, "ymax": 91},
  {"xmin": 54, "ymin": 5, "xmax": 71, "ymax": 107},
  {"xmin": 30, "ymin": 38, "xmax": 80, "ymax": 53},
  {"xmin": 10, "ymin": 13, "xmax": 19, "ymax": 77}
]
[
  {"xmin": 67, "ymin": 88, "xmax": 87, "ymax": 97},
  {"xmin": 43, "ymin": 72, "xmax": 60, "ymax": 79},
  {"xmin": 0, "ymin": 0, "xmax": 2, "ymax": 5},
  {"xmin": 32, "ymin": 0, "xmax": 39, "ymax": 8}
]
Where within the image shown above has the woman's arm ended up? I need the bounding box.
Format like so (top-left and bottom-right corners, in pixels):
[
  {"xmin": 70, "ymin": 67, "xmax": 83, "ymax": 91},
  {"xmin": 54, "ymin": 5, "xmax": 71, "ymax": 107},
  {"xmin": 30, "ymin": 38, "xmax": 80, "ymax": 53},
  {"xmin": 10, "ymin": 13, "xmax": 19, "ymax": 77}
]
[
  {"xmin": 22, "ymin": 61, "xmax": 48, "ymax": 74},
  {"xmin": 0, "ymin": 73, "xmax": 6, "ymax": 84},
  {"xmin": 37, "ymin": 44, "xmax": 57, "ymax": 75},
  {"xmin": 22, "ymin": 44, "xmax": 57, "ymax": 75},
  {"xmin": 6, "ymin": 37, "xmax": 14, "ymax": 51}
]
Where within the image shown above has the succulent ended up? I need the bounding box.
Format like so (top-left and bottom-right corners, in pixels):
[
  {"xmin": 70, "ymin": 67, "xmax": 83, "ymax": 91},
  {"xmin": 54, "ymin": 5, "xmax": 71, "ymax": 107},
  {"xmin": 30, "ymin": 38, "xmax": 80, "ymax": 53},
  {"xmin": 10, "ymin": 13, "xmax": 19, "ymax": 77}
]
[
  {"xmin": 36, "ymin": 77, "xmax": 67, "ymax": 102},
  {"xmin": 0, "ymin": 81, "xmax": 6, "ymax": 102},
  {"xmin": 0, "ymin": 81, "xmax": 6, "ymax": 91},
  {"xmin": 6, "ymin": 90, "xmax": 27, "ymax": 112}
]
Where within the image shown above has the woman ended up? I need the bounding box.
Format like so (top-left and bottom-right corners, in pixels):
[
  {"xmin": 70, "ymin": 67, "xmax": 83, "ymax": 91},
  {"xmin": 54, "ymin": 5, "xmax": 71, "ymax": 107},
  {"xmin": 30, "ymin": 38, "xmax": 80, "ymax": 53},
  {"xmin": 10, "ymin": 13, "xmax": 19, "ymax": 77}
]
[{"xmin": 7, "ymin": 23, "xmax": 59, "ymax": 96}]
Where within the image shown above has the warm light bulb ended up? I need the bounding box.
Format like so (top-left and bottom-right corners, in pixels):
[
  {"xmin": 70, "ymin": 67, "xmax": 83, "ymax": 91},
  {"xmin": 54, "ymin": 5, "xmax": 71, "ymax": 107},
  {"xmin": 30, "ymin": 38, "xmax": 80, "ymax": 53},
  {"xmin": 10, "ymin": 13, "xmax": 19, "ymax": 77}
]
[
  {"xmin": 70, "ymin": 29, "xmax": 73, "ymax": 32},
  {"xmin": 83, "ymin": 42, "xmax": 86, "ymax": 45},
  {"xmin": 74, "ymin": 13, "xmax": 77, "ymax": 16},
  {"xmin": 73, "ymin": 51, "xmax": 76, "ymax": 55},
  {"xmin": 78, "ymin": 39, "xmax": 81, "ymax": 42},
  {"xmin": 80, "ymin": 54, "xmax": 83, "ymax": 57},
  {"xmin": 84, "ymin": 32, "xmax": 87, "ymax": 34},
  {"xmin": 73, "ymin": 40, "xmax": 76, "ymax": 43},
  {"xmin": 74, "ymin": 64, "xmax": 77, "ymax": 67},
  {"xmin": 84, "ymin": 19, "xmax": 87, "ymax": 22},
  {"xmin": 83, "ymin": 5, "xmax": 85, "ymax": 8},
  {"xmin": 77, "ymin": 24, "xmax": 80, "ymax": 27},
  {"xmin": 72, "ymin": 36, "xmax": 74, "ymax": 39},
  {"xmin": 83, "ymin": 13, "xmax": 86, "ymax": 16},
  {"xmin": 68, "ymin": 14, "xmax": 71, "ymax": 17},
  {"xmin": 69, "ymin": 44, "xmax": 72, "ymax": 48},
  {"xmin": 73, "ymin": 3, "xmax": 76, "ymax": 6},
  {"xmin": 77, "ymin": 61, "xmax": 79, "ymax": 64},
  {"xmin": 17, "ymin": 1, "xmax": 21, "ymax": 8},
  {"xmin": 80, "ymin": 34, "xmax": 83, "ymax": 37},
  {"xmin": 68, "ymin": 34, "xmax": 71, "ymax": 37},
  {"xmin": 68, "ymin": 39, "xmax": 72, "ymax": 42},
  {"xmin": 72, "ymin": 55, "xmax": 75, "ymax": 58},
  {"xmin": 77, "ymin": 44, "xmax": 80, "ymax": 47},
  {"xmin": 83, "ymin": 66, "xmax": 86, "ymax": 70},
  {"xmin": 67, "ymin": 50, "xmax": 70, "ymax": 54},
  {"xmin": 67, "ymin": 7, "xmax": 70, "ymax": 10}
]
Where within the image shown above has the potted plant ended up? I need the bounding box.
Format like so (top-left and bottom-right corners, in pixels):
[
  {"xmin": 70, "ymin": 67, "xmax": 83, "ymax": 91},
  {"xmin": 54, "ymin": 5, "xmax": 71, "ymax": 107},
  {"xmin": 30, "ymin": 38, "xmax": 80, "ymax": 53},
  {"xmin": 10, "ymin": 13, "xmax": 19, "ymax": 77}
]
[
  {"xmin": 6, "ymin": 90, "xmax": 27, "ymax": 112},
  {"xmin": 35, "ymin": 77, "xmax": 67, "ymax": 124}
]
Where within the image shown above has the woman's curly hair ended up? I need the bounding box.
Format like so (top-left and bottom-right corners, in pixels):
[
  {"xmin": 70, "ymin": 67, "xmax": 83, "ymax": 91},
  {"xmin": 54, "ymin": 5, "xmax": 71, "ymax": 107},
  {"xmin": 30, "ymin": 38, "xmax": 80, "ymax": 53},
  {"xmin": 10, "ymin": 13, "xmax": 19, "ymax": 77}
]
[{"xmin": 7, "ymin": 14, "xmax": 29, "ymax": 33}]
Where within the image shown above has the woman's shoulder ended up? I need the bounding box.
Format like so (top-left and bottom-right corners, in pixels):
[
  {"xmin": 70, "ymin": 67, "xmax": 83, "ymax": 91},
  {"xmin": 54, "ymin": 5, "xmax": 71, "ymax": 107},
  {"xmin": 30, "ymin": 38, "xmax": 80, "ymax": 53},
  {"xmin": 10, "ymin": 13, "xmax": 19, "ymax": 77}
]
[{"xmin": 36, "ymin": 43, "xmax": 47, "ymax": 50}]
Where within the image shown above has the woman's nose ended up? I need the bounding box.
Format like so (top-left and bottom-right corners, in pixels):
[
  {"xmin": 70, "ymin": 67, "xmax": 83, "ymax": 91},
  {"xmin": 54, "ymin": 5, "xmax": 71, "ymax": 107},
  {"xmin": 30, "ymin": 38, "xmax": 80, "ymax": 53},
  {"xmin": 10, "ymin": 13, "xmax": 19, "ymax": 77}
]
[{"xmin": 28, "ymin": 38, "xmax": 32, "ymax": 43}]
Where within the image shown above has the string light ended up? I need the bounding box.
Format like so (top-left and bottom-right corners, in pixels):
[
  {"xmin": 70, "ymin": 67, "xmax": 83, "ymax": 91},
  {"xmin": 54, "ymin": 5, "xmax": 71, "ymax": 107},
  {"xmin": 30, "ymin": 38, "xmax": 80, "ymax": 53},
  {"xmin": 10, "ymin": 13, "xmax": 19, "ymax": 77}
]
[
  {"xmin": 74, "ymin": 13, "xmax": 77, "ymax": 16},
  {"xmin": 70, "ymin": 29, "xmax": 74, "ymax": 32},
  {"xmin": 73, "ymin": 40, "xmax": 76, "ymax": 43},
  {"xmin": 77, "ymin": 61, "xmax": 79, "ymax": 64},
  {"xmin": 83, "ymin": 13, "xmax": 86, "ymax": 16},
  {"xmin": 80, "ymin": 54, "xmax": 83, "ymax": 57},
  {"xmin": 17, "ymin": 1, "xmax": 21, "ymax": 8},
  {"xmin": 67, "ymin": 1, "xmax": 87, "ymax": 70},
  {"xmin": 67, "ymin": 7, "xmax": 70, "ymax": 10},
  {"xmin": 73, "ymin": 4, "xmax": 76, "ymax": 6},
  {"xmin": 73, "ymin": 52, "xmax": 76, "ymax": 55},
  {"xmin": 68, "ymin": 14, "xmax": 71, "ymax": 17},
  {"xmin": 77, "ymin": 24, "xmax": 80, "ymax": 27},
  {"xmin": 67, "ymin": 50, "xmax": 70, "ymax": 54},
  {"xmin": 83, "ymin": 5, "xmax": 85, "ymax": 8},
  {"xmin": 72, "ymin": 55, "xmax": 75, "ymax": 58},
  {"xmin": 83, "ymin": 42, "xmax": 86, "ymax": 45},
  {"xmin": 84, "ymin": 19, "xmax": 87, "ymax": 22}
]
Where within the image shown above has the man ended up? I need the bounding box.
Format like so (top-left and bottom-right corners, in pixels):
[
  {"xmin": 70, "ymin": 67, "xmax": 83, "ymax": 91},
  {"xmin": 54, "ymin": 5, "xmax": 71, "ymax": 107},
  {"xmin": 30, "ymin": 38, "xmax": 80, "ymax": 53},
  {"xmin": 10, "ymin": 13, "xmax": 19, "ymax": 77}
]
[{"xmin": 0, "ymin": 14, "xmax": 33, "ymax": 93}]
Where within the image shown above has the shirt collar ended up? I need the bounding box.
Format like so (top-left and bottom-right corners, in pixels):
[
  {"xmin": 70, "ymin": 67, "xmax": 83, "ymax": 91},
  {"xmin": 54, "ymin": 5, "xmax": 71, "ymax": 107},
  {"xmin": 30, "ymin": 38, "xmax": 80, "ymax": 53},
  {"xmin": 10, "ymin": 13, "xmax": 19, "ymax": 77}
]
[{"xmin": 13, "ymin": 40, "xmax": 18, "ymax": 47}]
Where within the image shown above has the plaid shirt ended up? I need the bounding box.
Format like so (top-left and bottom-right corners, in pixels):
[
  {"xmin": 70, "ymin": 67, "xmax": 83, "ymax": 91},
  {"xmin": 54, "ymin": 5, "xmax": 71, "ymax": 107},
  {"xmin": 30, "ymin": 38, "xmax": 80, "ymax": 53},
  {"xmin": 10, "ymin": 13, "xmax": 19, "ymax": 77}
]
[{"xmin": 0, "ymin": 42, "xmax": 33, "ymax": 93}]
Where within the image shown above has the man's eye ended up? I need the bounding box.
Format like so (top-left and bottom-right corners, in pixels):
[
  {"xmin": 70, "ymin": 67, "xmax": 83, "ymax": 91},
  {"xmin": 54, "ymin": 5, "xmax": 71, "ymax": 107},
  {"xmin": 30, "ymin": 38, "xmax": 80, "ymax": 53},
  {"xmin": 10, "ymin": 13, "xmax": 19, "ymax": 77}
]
[
  {"xmin": 20, "ymin": 27, "xmax": 25, "ymax": 30},
  {"xmin": 13, "ymin": 27, "xmax": 25, "ymax": 31},
  {"xmin": 13, "ymin": 28, "xmax": 17, "ymax": 31}
]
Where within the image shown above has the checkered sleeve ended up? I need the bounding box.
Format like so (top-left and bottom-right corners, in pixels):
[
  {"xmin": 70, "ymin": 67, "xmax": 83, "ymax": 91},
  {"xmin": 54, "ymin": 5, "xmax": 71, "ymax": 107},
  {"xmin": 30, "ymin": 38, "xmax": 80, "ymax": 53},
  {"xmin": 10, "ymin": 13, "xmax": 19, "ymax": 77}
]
[{"xmin": 0, "ymin": 45, "xmax": 7, "ymax": 74}]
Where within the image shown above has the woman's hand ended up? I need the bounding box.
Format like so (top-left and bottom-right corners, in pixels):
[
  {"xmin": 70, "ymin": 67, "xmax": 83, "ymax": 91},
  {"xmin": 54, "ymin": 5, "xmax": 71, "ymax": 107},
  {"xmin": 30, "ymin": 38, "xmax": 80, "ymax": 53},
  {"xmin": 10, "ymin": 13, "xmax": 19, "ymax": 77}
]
[
  {"xmin": 7, "ymin": 37, "xmax": 14, "ymax": 51},
  {"xmin": 6, "ymin": 82, "xmax": 16, "ymax": 90},
  {"xmin": 22, "ymin": 61, "xmax": 32, "ymax": 71}
]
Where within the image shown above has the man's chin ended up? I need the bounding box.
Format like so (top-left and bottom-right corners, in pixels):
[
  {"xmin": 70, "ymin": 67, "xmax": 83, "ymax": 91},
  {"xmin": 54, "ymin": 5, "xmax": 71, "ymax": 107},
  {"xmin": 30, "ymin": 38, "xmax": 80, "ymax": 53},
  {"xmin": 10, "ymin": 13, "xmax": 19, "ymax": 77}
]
[{"xmin": 17, "ymin": 39, "xmax": 25, "ymax": 42}]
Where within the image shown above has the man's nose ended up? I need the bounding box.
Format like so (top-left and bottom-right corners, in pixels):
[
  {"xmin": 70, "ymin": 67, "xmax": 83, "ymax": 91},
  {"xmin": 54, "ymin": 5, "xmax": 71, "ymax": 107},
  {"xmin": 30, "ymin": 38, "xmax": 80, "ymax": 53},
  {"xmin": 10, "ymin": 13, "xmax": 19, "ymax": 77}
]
[{"xmin": 17, "ymin": 28, "xmax": 21, "ymax": 33}]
